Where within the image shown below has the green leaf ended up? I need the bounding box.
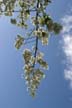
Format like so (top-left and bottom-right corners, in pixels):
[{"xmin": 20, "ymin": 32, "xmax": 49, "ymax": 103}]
[
  {"xmin": 10, "ymin": 18, "xmax": 17, "ymax": 24},
  {"xmin": 53, "ymin": 22, "xmax": 62, "ymax": 34}
]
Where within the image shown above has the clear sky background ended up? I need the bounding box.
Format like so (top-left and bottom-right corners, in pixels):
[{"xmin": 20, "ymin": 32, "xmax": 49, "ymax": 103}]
[{"xmin": 0, "ymin": 0, "xmax": 72, "ymax": 108}]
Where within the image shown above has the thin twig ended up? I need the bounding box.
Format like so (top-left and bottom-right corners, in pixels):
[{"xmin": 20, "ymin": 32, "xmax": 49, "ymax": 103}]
[
  {"xmin": 0, "ymin": 9, "xmax": 36, "ymax": 13},
  {"xmin": 24, "ymin": 39, "xmax": 35, "ymax": 45}
]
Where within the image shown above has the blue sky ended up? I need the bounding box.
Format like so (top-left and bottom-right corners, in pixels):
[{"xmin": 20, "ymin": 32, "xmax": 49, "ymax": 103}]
[{"xmin": 0, "ymin": 0, "xmax": 72, "ymax": 108}]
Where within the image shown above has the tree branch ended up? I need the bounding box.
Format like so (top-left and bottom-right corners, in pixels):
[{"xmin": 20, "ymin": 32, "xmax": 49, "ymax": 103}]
[{"xmin": 32, "ymin": 0, "xmax": 39, "ymax": 68}]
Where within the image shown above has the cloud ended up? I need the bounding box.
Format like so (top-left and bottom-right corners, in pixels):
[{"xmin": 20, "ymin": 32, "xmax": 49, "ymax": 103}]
[{"xmin": 61, "ymin": 12, "xmax": 72, "ymax": 88}]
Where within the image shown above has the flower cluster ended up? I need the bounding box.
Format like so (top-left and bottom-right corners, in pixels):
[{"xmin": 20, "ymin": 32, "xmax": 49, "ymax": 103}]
[
  {"xmin": 0, "ymin": 0, "xmax": 62, "ymax": 97},
  {"xmin": 15, "ymin": 35, "xmax": 24, "ymax": 49},
  {"xmin": 34, "ymin": 28, "xmax": 49, "ymax": 45}
]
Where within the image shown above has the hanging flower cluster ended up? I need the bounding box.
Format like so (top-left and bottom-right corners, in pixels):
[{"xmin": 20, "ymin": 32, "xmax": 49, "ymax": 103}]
[
  {"xmin": 15, "ymin": 35, "xmax": 24, "ymax": 49},
  {"xmin": 34, "ymin": 28, "xmax": 49, "ymax": 45},
  {"xmin": 0, "ymin": 0, "xmax": 62, "ymax": 97}
]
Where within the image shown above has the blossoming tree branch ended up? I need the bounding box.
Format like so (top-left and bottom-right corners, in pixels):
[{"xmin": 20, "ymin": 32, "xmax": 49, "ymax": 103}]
[{"xmin": 0, "ymin": 0, "xmax": 62, "ymax": 97}]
